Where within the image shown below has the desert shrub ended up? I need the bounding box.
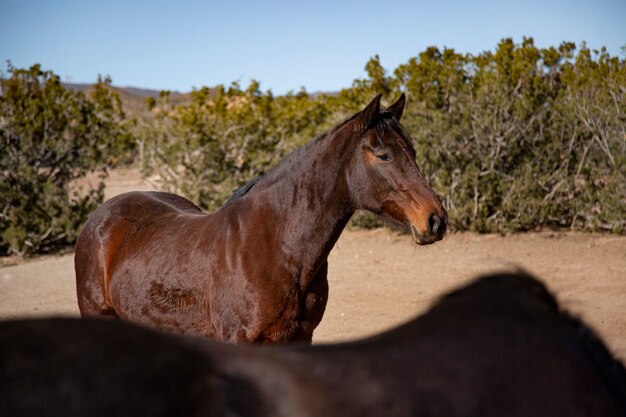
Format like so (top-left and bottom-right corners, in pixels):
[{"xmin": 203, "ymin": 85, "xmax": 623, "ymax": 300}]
[
  {"xmin": 394, "ymin": 38, "xmax": 625, "ymax": 233},
  {"xmin": 552, "ymin": 46, "xmax": 626, "ymax": 231},
  {"xmin": 137, "ymin": 55, "xmax": 401, "ymax": 229},
  {"xmin": 4, "ymin": 39, "xmax": 622, "ymax": 258},
  {"xmin": 0, "ymin": 64, "xmax": 130, "ymax": 255},
  {"xmin": 138, "ymin": 82, "xmax": 344, "ymax": 210},
  {"xmin": 138, "ymin": 39, "xmax": 624, "ymax": 233}
]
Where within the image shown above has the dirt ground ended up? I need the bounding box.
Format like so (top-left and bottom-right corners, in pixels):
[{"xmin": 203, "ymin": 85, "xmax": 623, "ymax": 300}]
[{"xmin": 1, "ymin": 168, "xmax": 625, "ymax": 362}]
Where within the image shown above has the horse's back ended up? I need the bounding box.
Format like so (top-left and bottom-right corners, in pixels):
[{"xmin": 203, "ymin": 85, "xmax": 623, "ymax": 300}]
[
  {"xmin": 78, "ymin": 191, "xmax": 202, "ymax": 238},
  {"xmin": 75, "ymin": 192, "xmax": 203, "ymax": 317},
  {"xmin": 232, "ymin": 273, "xmax": 626, "ymax": 416},
  {"xmin": 95, "ymin": 191, "xmax": 202, "ymax": 220}
]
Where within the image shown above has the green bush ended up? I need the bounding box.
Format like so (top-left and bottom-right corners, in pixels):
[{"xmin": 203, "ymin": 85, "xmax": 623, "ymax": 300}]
[
  {"xmin": 2, "ymin": 39, "xmax": 623, "ymax": 258},
  {"xmin": 0, "ymin": 64, "xmax": 130, "ymax": 255},
  {"xmin": 395, "ymin": 39, "xmax": 625, "ymax": 233},
  {"xmin": 140, "ymin": 39, "xmax": 624, "ymax": 233},
  {"xmin": 138, "ymin": 83, "xmax": 346, "ymax": 210}
]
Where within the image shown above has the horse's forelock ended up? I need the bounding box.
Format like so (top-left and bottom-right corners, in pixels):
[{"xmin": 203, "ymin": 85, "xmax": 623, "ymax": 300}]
[{"xmin": 373, "ymin": 113, "xmax": 415, "ymax": 152}]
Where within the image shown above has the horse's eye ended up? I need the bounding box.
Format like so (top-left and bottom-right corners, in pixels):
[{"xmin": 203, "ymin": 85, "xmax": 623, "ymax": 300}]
[{"xmin": 377, "ymin": 153, "xmax": 392, "ymax": 162}]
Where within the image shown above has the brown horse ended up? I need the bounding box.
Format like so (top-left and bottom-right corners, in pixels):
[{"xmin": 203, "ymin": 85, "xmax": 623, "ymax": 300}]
[
  {"xmin": 3, "ymin": 272, "xmax": 625, "ymax": 417},
  {"xmin": 74, "ymin": 94, "xmax": 448, "ymax": 343}
]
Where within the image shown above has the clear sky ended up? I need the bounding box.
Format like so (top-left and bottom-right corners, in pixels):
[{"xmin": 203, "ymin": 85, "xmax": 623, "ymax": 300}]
[{"xmin": 1, "ymin": 0, "xmax": 624, "ymax": 94}]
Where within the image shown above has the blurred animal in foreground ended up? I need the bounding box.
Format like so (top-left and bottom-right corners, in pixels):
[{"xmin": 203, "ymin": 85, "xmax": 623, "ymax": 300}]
[{"xmin": 2, "ymin": 272, "xmax": 625, "ymax": 417}]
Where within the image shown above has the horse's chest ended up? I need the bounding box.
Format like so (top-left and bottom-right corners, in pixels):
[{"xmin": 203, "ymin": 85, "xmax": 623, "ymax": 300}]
[{"xmin": 257, "ymin": 279, "xmax": 329, "ymax": 343}]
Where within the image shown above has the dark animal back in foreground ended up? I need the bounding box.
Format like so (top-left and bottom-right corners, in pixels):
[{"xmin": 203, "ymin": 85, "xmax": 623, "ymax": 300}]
[{"xmin": 2, "ymin": 272, "xmax": 625, "ymax": 416}]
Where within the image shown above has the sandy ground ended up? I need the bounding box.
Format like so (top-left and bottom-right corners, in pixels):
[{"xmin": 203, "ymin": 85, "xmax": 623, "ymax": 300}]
[{"xmin": 1, "ymin": 168, "xmax": 625, "ymax": 362}]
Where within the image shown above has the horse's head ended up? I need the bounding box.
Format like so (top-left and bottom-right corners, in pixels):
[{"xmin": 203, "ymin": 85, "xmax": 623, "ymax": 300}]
[{"xmin": 346, "ymin": 94, "xmax": 448, "ymax": 245}]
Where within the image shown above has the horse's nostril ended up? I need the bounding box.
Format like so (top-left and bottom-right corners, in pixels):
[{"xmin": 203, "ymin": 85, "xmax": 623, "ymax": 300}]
[
  {"xmin": 429, "ymin": 213, "xmax": 443, "ymax": 235},
  {"xmin": 439, "ymin": 216, "xmax": 447, "ymax": 235}
]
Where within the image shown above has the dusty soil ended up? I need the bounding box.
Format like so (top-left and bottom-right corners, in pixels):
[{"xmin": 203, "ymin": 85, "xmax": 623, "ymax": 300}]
[{"xmin": 1, "ymin": 168, "xmax": 625, "ymax": 362}]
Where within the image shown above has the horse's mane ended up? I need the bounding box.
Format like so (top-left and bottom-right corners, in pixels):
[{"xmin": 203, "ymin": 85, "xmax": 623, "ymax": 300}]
[
  {"xmin": 220, "ymin": 114, "xmax": 355, "ymax": 207},
  {"xmin": 221, "ymin": 109, "xmax": 410, "ymax": 208},
  {"xmin": 222, "ymin": 176, "xmax": 262, "ymax": 207}
]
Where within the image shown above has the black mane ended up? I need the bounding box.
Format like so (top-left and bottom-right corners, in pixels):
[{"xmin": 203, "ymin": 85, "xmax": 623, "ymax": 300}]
[{"xmin": 222, "ymin": 176, "xmax": 262, "ymax": 207}]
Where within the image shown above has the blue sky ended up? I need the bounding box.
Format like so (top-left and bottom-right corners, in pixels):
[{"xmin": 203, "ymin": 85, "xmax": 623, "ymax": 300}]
[{"xmin": 1, "ymin": 0, "xmax": 624, "ymax": 94}]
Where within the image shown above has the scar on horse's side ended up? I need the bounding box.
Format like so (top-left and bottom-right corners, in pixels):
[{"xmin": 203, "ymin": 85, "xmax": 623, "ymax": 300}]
[{"xmin": 149, "ymin": 282, "xmax": 197, "ymax": 313}]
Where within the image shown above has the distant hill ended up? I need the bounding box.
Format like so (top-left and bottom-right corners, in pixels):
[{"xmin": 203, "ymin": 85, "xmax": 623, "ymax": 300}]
[
  {"xmin": 63, "ymin": 83, "xmax": 192, "ymax": 116},
  {"xmin": 63, "ymin": 83, "xmax": 337, "ymax": 116}
]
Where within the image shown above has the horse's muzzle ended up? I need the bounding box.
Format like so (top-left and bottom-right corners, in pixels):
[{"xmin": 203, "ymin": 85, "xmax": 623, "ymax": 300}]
[{"xmin": 410, "ymin": 212, "xmax": 447, "ymax": 245}]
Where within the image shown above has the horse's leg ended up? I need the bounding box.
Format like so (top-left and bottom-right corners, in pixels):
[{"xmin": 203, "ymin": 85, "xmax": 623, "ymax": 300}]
[{"xmin": 296, "ymin": 262, "xmax": 330, "ymax": 344}]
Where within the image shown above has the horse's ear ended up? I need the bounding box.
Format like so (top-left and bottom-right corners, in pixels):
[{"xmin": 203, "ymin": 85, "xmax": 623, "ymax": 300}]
[
  {"xmin": 354, "ymin": 94, "xmax": 382, "ymax": 133},
  {"xmin": 387, "ymin": 93, "xmax": 406, "ymax": 120}
]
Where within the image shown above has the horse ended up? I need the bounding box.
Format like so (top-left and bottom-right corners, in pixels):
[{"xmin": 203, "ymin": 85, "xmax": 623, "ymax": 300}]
[
  {"xmin": 74, "ymin": 94, "xmax": 448, "ymax": 343},
  {"xmin": 3, "ymin": 272, "xmax": 625, "ymax": 417}
]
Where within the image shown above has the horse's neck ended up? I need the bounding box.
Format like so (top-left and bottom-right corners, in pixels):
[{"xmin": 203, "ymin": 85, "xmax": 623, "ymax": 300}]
[{"xmin": 248, "ymin": 132, "xmax": 356, "ymax": 282}]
